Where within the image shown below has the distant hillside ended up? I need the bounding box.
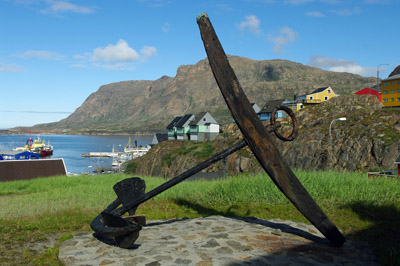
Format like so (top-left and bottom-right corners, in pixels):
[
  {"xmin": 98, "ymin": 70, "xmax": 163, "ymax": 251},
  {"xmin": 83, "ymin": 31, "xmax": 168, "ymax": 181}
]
[
  {"xmin": 32, "ymin": 56, "xmax": 376, "ymax": 134},
  {"xmin": 126, "ymin": 95, "xmax": 400, "ymax": 177}
]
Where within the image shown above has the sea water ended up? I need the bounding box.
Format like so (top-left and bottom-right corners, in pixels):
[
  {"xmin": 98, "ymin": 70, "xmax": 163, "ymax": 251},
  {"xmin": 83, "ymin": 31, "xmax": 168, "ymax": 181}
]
[{"xmin": 0, "ymin": 134, "xmax": 153, "ymax": 174}]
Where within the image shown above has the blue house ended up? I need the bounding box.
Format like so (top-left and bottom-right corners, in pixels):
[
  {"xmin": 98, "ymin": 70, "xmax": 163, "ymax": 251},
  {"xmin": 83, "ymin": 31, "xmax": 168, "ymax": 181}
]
[
  {"xmin": 233, "ymin": 103, "xmax": 261, "ymax": 122},
  {"xmin": 259, "ymin": 99, "xmax": 288, "ymax": 121},
  {"xmin": 0, "ymin": 150, "xmax": 39, "ymax": 160}
]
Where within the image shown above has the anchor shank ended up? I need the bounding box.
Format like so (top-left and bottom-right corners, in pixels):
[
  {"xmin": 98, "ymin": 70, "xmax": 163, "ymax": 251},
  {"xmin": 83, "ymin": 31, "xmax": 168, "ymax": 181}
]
[
  {"xmin": 113, "ymin": 139, "xmax": 247, "ymax": 216},
  {"xmin": 197, "ymin": 13, "xmax": 345, "ymax": 247}
]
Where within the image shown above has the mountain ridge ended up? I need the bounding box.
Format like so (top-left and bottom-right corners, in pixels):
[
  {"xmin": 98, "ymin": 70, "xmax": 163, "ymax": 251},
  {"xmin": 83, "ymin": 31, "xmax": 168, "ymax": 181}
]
[{"xmin": 31, "ymin": 56, "xmax": 377, "ymax": 133}]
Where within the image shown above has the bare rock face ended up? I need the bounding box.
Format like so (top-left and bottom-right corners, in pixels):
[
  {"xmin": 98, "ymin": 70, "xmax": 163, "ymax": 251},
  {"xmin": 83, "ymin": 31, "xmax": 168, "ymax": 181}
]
[
  {"xmin": 33, "ymin": 56, "xmax": 376, "ymax": 133},
  {"xmin": 127, "ymin": 94, "xmax": 399, "ymax": 177},
  {"xmin": 275, "ymin": 95, "xmax": 398, "ymax": 172}
]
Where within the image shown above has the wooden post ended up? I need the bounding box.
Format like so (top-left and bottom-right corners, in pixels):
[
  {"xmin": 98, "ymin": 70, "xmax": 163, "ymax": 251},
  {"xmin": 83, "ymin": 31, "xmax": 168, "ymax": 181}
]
[{"xmin": 197, "ymin": 12, "xmax": 345, "ymax": 247}]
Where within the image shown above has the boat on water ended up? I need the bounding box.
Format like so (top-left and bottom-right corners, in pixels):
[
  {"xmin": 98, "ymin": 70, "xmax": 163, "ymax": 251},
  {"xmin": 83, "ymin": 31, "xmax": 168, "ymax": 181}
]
[
  {"xmin": 110, "ymin": 137, "xmax": 151, "ymax": 169},
  {"xmin": 13, "ymin": 136, "xmax": 53, "ymax": 157},
  {"xmin": 124, "ymin": 136, "xmax": 151, "ymax": 158}
]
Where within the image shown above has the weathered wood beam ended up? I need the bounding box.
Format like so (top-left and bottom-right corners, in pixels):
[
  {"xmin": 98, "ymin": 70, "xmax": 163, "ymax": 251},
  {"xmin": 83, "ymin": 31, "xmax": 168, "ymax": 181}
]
[{"xmin": 197, "ymin": 12, "xmax": 345, "ymax": 247}]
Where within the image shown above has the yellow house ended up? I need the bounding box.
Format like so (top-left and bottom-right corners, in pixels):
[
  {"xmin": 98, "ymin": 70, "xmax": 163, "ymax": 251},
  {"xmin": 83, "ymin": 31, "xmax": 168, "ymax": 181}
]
[
  {"xmin": 285, "ymin": 102, "xmax": 304, "ymax": 112},
  {"xmin": 284, "ymin": 86, "xmax": 337, "ymax": 112},
  {"xmin": 299, "ymin": 86, "xmax": 337, "ymax": 103},
  {"xmin": 381, "ymin": 74, "xmax": 400, "ymax": 107}
]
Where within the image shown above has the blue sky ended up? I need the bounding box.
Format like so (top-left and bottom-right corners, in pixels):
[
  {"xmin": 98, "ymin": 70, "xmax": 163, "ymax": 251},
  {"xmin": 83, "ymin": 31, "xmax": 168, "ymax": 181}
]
[{"xmin": 1, "ymin": 0, "xmax": 399, "ymax": 129}]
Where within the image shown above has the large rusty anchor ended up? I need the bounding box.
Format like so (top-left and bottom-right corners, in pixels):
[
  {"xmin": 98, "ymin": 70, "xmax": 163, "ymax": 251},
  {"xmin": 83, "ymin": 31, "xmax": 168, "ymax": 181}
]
[{"xmin": 91, "ymin": 13, "xmax": 345, "ymax": 249}]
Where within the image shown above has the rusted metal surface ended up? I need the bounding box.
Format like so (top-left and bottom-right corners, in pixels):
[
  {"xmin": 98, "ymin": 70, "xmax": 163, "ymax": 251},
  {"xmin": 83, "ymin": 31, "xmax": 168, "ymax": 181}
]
[
  {"xmin": 91, "ymin": 13, "xmax": 344, "ymax": 249},
  {"xmin": 91, "ymin": 122, "xmax": 294, "ymax": 248},
  {"xmin": 196, "ymin": 12, "xmax": 344, "ymax": 247},
  {"xmin": 271, "ymin": 105, "xmax": 298, "ymax": 141}
]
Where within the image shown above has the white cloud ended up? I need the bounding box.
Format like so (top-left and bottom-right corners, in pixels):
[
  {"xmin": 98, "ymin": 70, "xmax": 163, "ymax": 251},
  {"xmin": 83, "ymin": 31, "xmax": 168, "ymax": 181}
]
[
  {"xmin": 320, "ymin": 0, "xmax": 341, "ymax": 4},
  {"xmin": 99, "ymin": 63, "xmax": 136, "ymax": 71},
  {"xmin": 17, "ymin": 50, "xmax": 64, "ymax": 60},
  {"xmin": 0, "ymin": 62, "xmax": 23, "ymax": 72},
  {"xmin": 91, "ymin": 39, "xmax": 139, "ymax": 63},
  {"xmin": 284, "ymin": 0, "xmax": 314, "ymax": 5},
  {"xmin": 73, "ymin": 54, "xmax": 88, "ymax": 60},
  {"xmin": 216, "ymin": 3, "xmax": 234, "ymax": 12},
  {"xmin": 139, "ymin": 0, "xmax": 171, "ymax": 7},
  {"xmin": 364, "ymin": 0, "xmax": 391, "ymax": 4},
  {"xmin": 140, "ymin": 46, "xmax": 157, "ymax": 59},
  {"xmin": 267, "ymin": 26, "xmax": 297, "ymax": 53},
  {"xmin": 11, "ymin": 0, "xmax": 40, "ymax": 5},
  {"xmin": 162, "ymin": 22, "xmax": 171, "ymax": 33},
  {"xmin": 42, "ymin": 0, "xmax": 95, "ymax": 14},
  {"xmin": 308, "ymin": 55, "xmax": 375, "ymax": 76},
  {"xmin": 330, "ymin": 7, "xmax": 361, "ymax": 16},
  {"xmin": 306, "ymin": 11, "xmax": 326, "ymax": 17},
  {"xmin": 70, "ymin": 63, "xmax": 87, "ymax": 68},
  {"xmin": 238, "ymin": 15, "xmax": 262, "ymax": 35},
  {"xmin": 79, "ymin": 40, "xmax": 156, "ymax": 70}
]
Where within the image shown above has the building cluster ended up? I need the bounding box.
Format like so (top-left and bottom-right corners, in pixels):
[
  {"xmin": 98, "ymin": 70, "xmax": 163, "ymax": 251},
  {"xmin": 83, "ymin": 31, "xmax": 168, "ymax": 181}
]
[
  {"xmin": 282, "ymin": 86, "xmax": 337, "ymax": 112},
  {"xmin": 167, "ymin": 112, "xmax": 220, "ymax": 141},
  {"xmin": 355, "ymin": 74, "xmax": 400, "ymax": 108},
  {"xmin": 163, "ymin": 75, "xmax": 400, "ymax": 144},
  {"xmin": 164, "ymin": 87, "xmax": 339, "ymax": 143}
]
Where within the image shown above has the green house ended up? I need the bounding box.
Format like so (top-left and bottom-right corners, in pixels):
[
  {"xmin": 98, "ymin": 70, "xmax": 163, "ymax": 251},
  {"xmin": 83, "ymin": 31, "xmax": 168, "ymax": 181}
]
[
  {"xmin": 189, "ymin": 112, "xmax": 219, "ymax": 141},
  {"xmin": 166, "ymin": 116, "xmax": 182, "ymax": 140}
]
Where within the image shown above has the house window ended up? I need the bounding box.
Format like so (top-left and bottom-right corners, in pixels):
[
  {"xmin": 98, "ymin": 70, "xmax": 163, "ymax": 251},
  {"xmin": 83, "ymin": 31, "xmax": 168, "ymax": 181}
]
[
  {"xmin": 384, "ymin": 83, "xmax": 388, "ymax": 86},
  {"xmin": 383, "ymin": 90, "xmax": 388, "ymax": 94},
  {"xmin": 324, "ymin": 96, "xmax": 328, "ymax": 101},
  {"xmin": 391, "ymin": 90, "xmax": 394, "ymax": 93},
  {"xmin": 398, "ymin": 89, "xmax": 400, "ymax": 93},
  {"xmin": 327, "ymin": 90, "xmax": 331, "ymax": 94},
  {"xmin": 203, "ymin": 118, "xmax": 206, "ymax": 121},
  {"xmin": 392, "ymin": 82, "xmax": 395, "ymax": 85},
  {"xmin": 260, "ymin": 113, "xmax": 269, "ymax": 120},
  {"xmin": 397, "ymin": 97, "xmax": 400, "ymax": 101},
  {"xmin": 300, "ymin": 104, "xmax": 304, "ymax": 109},
  {"xmin": 384, "ymin": 99, "xmax": 388, "ymax": 102},
  {"xmin": 309, "ymin": 96, "xmax": 313, "ymax": 100},
  {"xmin": 398, "ymin": 81, "xmax": 400, "ymax": 84},
  {"xmin": 391, "ymin": 98, "xmax": 394, "ymax": 102}
]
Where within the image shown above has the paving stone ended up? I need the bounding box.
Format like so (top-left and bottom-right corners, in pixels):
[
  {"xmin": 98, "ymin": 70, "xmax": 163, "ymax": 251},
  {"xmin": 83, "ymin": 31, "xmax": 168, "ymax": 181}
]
[{"xmin": 59, "ymin": 216, "xmax": 379, "ymax": 266}]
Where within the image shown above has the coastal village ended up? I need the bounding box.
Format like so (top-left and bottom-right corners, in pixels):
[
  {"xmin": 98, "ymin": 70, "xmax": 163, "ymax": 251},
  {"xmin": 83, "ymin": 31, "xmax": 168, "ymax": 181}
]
[
  {"xmin": 1, "ymin": 74, "xmax": 400, "ymax": 177},
  {"xmin": 2, "ymin": 2, "xmax": 400, "ymax": 265},
  {"xmin": 1, "ymin": 68, "xmax": 397, "ymax": 265}
]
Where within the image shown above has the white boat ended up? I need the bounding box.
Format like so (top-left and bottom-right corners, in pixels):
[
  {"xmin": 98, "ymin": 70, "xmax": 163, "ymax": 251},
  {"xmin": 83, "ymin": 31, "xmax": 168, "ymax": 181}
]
[{"xmin": 124, "ymin": 136, "xmax": 151, "ymax": 158}]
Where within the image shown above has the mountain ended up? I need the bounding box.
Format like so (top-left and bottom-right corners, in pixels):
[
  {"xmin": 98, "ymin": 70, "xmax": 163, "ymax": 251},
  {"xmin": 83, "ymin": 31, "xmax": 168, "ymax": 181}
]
[{"xmin": 33, "ymin": 56, "xmax": 377, "ymax": 134}]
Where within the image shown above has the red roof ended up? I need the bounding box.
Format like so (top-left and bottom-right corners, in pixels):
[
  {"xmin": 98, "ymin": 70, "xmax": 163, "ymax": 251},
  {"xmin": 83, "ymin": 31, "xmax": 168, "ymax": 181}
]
[{"xmin": 354, "ymin": 88, "xmax": 381, "ymax": 102}]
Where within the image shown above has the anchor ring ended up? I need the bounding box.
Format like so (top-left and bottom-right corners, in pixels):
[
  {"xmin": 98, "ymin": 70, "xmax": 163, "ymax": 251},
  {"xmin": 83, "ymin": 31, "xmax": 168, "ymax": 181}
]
[{"xmin": 270, "ymin": 105, "xmax": 298, "ymax": 141}]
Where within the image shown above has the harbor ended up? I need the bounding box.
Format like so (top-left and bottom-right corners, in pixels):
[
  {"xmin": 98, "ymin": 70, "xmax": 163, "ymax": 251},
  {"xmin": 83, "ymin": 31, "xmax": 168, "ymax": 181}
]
[
  {"xmin": 0, "ymin": 134, "xmax": 154, "ymax": 174},
  {"xmin": 81, "ymin": 136, "xmax": 151, "ymax": 169}
]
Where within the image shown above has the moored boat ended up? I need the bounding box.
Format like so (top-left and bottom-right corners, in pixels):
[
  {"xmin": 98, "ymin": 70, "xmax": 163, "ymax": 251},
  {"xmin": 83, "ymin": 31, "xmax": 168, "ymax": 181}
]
[{"xmin": 13, "ymin": 136, "xmax": 53, "ymax": 157}]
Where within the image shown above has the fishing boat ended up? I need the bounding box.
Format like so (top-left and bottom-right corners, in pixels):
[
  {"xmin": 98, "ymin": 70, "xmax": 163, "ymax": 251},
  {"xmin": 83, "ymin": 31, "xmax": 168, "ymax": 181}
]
[{"xmin": 13, "ymin": 136, "xmax": 53, "ymax": 157}]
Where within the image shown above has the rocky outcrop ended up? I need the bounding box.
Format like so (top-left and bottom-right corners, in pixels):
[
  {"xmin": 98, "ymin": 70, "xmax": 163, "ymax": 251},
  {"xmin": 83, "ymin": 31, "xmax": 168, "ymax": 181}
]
[
  {"xmin": 127, "ymin": 95, "xmax": 400, "ymax": 177},
  {"xmin": 275, "ymin": 95, "xmax": 399, "ymax": 172}
]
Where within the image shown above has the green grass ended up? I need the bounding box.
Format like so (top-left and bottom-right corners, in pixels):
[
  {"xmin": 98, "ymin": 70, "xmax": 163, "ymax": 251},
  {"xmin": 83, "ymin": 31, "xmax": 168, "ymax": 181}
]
[
  {"xmin": 160, "ymin": 140, "xmax": 216, "ymax": 167},
  {"xmin": 0, "ymin": 170, "xmax": 399, "ymax": 265}
]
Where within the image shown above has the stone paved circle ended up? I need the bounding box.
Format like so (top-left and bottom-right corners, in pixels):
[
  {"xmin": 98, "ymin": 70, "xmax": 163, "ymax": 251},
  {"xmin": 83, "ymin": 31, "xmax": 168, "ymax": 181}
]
[{"xmin": 59, "ymin": 215, "xmax": 378, "ymax": 266}]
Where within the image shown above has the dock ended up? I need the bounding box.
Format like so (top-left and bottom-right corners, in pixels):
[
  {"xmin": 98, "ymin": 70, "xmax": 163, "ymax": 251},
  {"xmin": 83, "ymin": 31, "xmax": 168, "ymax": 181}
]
[{"xmin": 81, "ymin": 152, "xmax": 118, "ymax": 158}]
